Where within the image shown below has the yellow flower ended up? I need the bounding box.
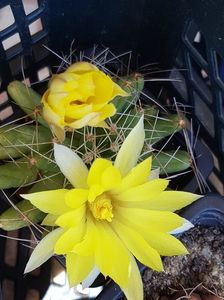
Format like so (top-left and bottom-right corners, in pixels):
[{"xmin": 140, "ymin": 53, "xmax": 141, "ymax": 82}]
[
  {"xmin": 42, "ymin": 61, "xmax": 128, "ymax": 141},
  {"xmin": 21, "ymin": 117, "xmax": 200, "ymax": 300}
]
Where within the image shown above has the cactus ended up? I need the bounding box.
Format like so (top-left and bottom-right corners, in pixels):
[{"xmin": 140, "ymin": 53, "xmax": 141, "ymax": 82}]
[
  {"xmin": 0, "ymin": 72, "xmax": 192, "ymax": 230},
  {"xmin": 7, "ymin": 81, "xmax": 47, "ymax": 127},
  {"xmin": 0, "ymin": 156, "xmax": 38, "ymax": 189},
  {"xmin": 0, "ymin": 200, "xmax": 45, "ymax": 231},
  {"xmin": 0, "ymin": 124, "xmax": 52, "ymax": 159}
]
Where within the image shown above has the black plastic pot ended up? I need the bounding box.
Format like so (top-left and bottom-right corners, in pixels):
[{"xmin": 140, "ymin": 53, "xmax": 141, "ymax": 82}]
[
  {"xmin": 181, "ymin": 193, "xmax": 224, "ymax": 227},
  {"xmin": 95, "ymin": 193, "xmax": 224, "ymax": 300}
]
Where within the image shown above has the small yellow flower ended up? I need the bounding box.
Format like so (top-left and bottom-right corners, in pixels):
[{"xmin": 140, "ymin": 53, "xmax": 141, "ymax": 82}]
[
  {"xmin": 42, "ymin": 62, "xmax": 128, "ymax": 141},
  {"xmin": 21, "ymin": 117, "xmax": 201, "ymax": 300}
]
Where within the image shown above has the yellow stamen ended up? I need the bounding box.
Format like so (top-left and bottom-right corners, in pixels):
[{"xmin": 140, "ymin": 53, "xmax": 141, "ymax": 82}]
[{"xmin": 89, "ymin": 193, "xmax": 114, "ymax": 222}]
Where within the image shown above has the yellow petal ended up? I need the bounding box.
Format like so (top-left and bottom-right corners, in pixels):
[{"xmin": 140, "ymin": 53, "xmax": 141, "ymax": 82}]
[
  {"xmin": 73, "ymin": 216, "xmax": 96, "ymax": 256},
  {"xmin": 55, "ymin": 72, "xmax": 79, "ymax": 84},
  {"xmin": 54, "ymin": 143, "xmax": 88, "ymax": 188},
  {"xmin": 115, "ymin": 207, "xmax": 183, "ymax": 232},
  {"xmin": 63, "ymin": 90, "xmax": 83, "ymax": 103},
  {"xmin": 65, "ymin": 188, "xmax": 89, "ymax": 209},
  {"xmin": 99, "ymin": 103, "xmax": 116, "ymax": 119},
  {"xmin": 66, "ymin": 253, "xmax": 94, "ymax": 287},
  {"xmin": 92, "ymin": 103, "xmax": 108, "ymax": 111},
  {"xmin": 65, "ymin": 104, "xmax": 93, "ymax": 119},
  {"xmin": 114, "ymin": 116, "xmax": 145, "ymax": 177},
  {"xmin": 116, "ymin": 157, "xmax": 152, "ymax": 193},
  {"xmin": 24, "ymin": 228, "xmax": 65, "ymax": 273},
  {"xmin": 47, "ymin": 92, "xmax": 68, "ymax": 114},
  {"xmin": 42, "ymin": 97, "xmax": 63, "ymax": 126},
  {"xmin": 54, "ymin": 220, "xmax": 86, "ymax": 254},
  {"xmin": 101, "ymin": 165, "xmax": 121, "ymax": 190},
  {"xmin": 170, "ymin": 219, "xmax": 194, "ymax": 235},
  {"xmin": 142, "ymin": 231, "xmax": 188, "ymax": 256},
  {"xmin": 66, "ymin": 62, "xmax": 98, "ymax": 74},
  {"xmin": 133, "ymin": 191, "xmax": 201, "ymax": 212},
  {"xmin": 76, "ymin": 72, "xmax": 95, "ymax": 100},
  {"xmin": 87, "ymin": 103, "xmax": 116, "ymax": 126},
  {"xmin": 48, "ymin": 88, "xmax": 81, "ymax": 115},
  {"xmin": 117, "ymin": 179, "xmax": 169, "ymax": 202},
  {"xmin": 122, "ymin": 255, "xmax": 143, "ymax": 300},
  {"xmin": 93, "ymin": 120, "xmax": 109, "ymax": 128},
  {"xmin": 67, "ymin": 112, "xmax": 100, "ymax": 128},
  {"xmin": 55, "ymin": 205, "xmax": 86, "ymax": 227},
  {"xmin": 21, "ymin": 189, "xmax": 69, "ymax": 215},
  {"xmin": 112, "ymin": 82, "xmax": 130, "ymax": 98},
  {"xmin": 87, "ymin": 158, "xmax": 112, "ymax": 186},
  {"xmin": 89, "ymin": 71, "xmax": 114, "ymax": 104},
  {"xmin": 88, "ymin": 184, "xmax": 104, "ymax": 202},
  {"xmin": 112, "ymin": 219, "xmax": 163, "ymax": 271},
  {"xmin": 64, "ymin": 79, "xmax": 79, "ymax": 92},
  {"xmin": 41, "ymin": 214, "xmax": 57, "ymax": 226},
  {"xmin": 48, "ymin": 75, "xmax": 67, "ymax": 92},
  {"xmin": 94, "ymin": 221, "xmax": 130, "ymax": 288}
]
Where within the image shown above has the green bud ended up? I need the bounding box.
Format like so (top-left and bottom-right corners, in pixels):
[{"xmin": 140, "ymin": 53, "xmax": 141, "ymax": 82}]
[{"xmin": 7, "ymin": 81, "xmax": 47, "ymax": 127}]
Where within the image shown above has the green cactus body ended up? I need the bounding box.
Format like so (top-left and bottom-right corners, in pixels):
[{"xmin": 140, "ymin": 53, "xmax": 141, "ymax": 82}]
[
  {"xmin": 112, "ymin": 74, "xmax": 145, "ymax": 119},
  {"xmin": 0, "ymin": 200, "xmax": 45, "ymax": 231},
  {"xmin": 151, "ymin": 150, "xmax": 191, "ymax": 175},
  {"xmin": 0, "ymin": 156, "xmax": 38, "ymax": 189},
  {"xmin": 144, "ymin": 114, "xmax": 182, "ymax": 145},
  {"xmin": 0, "ymin": 124, "xmax": 52, "ymax": 159}
]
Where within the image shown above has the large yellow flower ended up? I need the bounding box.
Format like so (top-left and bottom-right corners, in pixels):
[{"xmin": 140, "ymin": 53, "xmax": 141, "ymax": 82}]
[
  {"xmin": 42, "ymin": 61, "xmax": 128, "ymax": 141},
  {"xmin": 21, "ymin": 117, "xmax": 200, "ymax": 300}
]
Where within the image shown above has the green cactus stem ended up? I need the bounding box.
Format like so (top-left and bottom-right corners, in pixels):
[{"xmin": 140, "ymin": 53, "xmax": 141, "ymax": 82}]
[
  {"xmin": 151, "ymin": 150, "xmax": 191, "ymax": 175},
  {"xmin": 7, "ymin": 81, "xmax": 47, "ymax": 127},
  {"xmin": 0, "ymin": 156, "xmax": 38, "ymax": 189},
  {"xmin": 0, "ymin": 124, "xmax": 52, "ymax": 160},
  {"xmin": 0, "ymin": 200, "xmax": 45, "ymax": 231},
  {"xmin": 112, "ymin": 73, "xmax": 145, "ymax": 118}
]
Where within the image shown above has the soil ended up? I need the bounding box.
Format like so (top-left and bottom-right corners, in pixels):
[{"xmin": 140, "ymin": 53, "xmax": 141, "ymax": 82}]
[{"xmin": 143, "ymin": 226, "xmax": 224, "ymax": 299}]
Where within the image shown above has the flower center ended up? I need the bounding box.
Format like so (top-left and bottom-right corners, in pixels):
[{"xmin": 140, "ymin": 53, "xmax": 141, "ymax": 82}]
[{"xmin": 89, "ymin": 193, "xmax": 114, "ymax": 222}]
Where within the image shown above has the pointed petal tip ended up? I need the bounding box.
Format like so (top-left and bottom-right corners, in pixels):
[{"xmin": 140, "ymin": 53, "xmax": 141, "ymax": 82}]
[
  {"xmin": 20, "ymin": 193, "xmax": 36, "ymax": 201},
  {"xmin": 184, "ymin": 249, "xmax": 190, "ymax": 255},
  {"xmin": 24, "ymin": 263, "xmax": 35, "ymax": 274},
  {"xmin": 153, "ymin": 260, "xmax": 164, "ymax": 272},
  {"xmin": 24, "ymin": 257, "xmax": 38, "ymax": 274},
  {"xmin": 54, "ymin": 142, "xmax": 88, "ymax": 188},
  {"xmin": 82, "ymin": 267, "xmax": 100, "ymax": 289},
  {"xmin": 169, "ymin": 219, "xmax": 194, "ymax": 235},
  {"xmin": 114, "ymin": 113, "xmax": 145, "ymax": 176}
]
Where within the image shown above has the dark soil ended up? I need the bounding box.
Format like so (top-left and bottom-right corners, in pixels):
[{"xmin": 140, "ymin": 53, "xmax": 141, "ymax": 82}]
[{"xmin": 143, "ymin": 226, "xmax": 224, "ymax": 299}]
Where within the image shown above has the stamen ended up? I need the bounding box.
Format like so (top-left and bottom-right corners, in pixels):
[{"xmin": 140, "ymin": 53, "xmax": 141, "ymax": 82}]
[{"xmin": 89, "ymin": 193, "xmax": 114, "ymax": 222}]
